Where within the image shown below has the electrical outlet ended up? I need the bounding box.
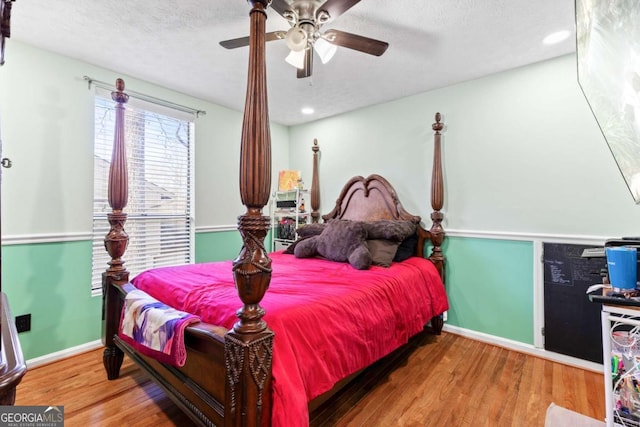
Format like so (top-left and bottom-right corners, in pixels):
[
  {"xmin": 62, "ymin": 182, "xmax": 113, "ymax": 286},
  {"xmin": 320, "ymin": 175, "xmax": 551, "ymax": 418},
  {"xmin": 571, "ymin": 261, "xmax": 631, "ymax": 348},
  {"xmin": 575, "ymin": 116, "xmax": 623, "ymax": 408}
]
[{"xmin": 15, "ymin": 314, "xmax": 31, "ymax": 333}]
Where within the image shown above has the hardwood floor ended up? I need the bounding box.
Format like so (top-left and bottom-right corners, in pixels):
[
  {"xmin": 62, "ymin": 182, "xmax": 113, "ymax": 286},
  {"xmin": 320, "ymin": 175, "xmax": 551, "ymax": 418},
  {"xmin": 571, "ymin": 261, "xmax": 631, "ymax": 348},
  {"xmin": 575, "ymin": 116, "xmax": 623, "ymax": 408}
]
[{"xmin": 15, "ymin": 332, "xmax": 605, "ymax": 426}]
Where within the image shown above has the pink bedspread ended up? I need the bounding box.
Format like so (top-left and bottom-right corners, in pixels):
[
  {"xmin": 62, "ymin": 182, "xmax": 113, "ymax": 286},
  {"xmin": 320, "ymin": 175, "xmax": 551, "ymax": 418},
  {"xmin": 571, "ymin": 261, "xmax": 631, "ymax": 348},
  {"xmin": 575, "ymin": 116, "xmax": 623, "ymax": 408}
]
[{"xmin": 131, "ymin": 251, "xmax": 448, "ymax": 427}]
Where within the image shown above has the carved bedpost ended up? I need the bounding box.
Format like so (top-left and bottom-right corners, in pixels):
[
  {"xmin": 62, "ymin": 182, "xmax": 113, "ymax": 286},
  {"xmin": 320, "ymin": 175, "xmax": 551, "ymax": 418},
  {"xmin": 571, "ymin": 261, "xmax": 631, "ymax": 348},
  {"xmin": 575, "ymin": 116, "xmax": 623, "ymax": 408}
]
[
  {"xmin": 225, "ymin": 1, "xmax": 274, "ymax": 426},
  {"xmin": 101, "ymin": 78, "xmax": 130, "ymax": 380},
  {"xmin": 310, "ymin": 139, "xmax": 320, "ymax": 223},
  {"xmin": 428, "ymin": 112, "xmax": 445, "ymax": 283}
]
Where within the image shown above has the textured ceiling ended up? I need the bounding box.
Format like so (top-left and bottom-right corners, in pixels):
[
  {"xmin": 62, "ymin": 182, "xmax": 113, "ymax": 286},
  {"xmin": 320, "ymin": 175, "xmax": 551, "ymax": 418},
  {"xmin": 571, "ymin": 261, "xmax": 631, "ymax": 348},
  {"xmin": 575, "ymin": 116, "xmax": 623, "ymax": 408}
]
[{"xmin": 9, "ymin": 0, "xmax": 576, "ymax": 126}]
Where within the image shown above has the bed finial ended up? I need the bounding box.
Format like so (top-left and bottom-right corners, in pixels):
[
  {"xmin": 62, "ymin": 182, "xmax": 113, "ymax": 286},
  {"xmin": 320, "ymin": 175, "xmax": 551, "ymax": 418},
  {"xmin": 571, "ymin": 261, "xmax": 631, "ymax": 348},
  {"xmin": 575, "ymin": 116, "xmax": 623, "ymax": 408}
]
[
  {"xmin": 433, "ymin": 112, "xmax": 443, "ymax": 133},
  {"xmin": 310, "ymin": 139, "xmax": 321, "ymax": 223},
  {"xmin": 428, "ymin": 112, "xmax": 445, "ymax": 282}
]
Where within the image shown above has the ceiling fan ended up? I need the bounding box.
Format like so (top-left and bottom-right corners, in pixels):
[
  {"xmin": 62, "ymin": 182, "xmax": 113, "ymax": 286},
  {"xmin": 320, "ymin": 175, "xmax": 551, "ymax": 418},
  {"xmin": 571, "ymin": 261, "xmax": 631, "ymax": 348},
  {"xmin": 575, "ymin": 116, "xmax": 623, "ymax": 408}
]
[{"xmin": 220, "ymin": 0, "xmax": 389, "ymax": 78}]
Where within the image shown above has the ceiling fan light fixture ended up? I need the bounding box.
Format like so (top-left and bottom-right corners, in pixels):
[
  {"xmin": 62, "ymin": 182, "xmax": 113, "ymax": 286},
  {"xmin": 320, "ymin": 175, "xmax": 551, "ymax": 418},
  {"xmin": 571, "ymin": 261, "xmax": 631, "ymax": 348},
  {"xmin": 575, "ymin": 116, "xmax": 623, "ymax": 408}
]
[
  {"xmin": 285, "ymin": 49, "xmax": 306, "ymax": 69},
  {"xmin": 219, "ymin": 0, "xmax": 388, "ymax": 79},
  {"xmin": 285, "ymin": 27, "xmax": 308, "ymax": 52},
  {"xmin": 314, "ymin": 37, "xmax": 337, "ymax": 64},
  {"xmin": 316, "ymin": 10, "xmax": 330, "ymax": 24}
]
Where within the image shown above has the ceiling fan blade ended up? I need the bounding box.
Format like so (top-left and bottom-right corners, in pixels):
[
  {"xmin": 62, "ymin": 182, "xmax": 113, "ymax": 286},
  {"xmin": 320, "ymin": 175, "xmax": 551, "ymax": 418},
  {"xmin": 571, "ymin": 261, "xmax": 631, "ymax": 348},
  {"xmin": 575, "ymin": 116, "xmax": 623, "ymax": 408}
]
[
  {"xmin": 297, "ymin": 47, "xmax": 313, "ymax": 79},
  {"xmin": 318, "ymin": 0, "xmax": 362, "ymax": 20},
  {"xmin": 323, "ymin": 29, "xmax": 389, "ymax": 56},
  {"xmin": 270, "ymin": 0, "xmax": 292, "ymax": 19},
  {"xmin": 220, "ymin": 31, "xmax": 285, "ymax": 49}
]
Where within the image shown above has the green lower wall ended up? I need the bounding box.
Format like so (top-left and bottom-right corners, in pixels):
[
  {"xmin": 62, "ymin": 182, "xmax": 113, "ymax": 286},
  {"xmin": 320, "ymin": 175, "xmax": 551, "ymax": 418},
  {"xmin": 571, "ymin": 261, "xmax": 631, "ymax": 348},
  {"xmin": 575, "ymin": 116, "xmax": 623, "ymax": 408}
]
[
  {"xmin": 1, "ymin": 233, "xmax": 534, "ymax": 360},
  {"xmin": 1, "ymin": 230, "xmax": 243, "ymax": 361},
  {"xmin": 1, "ymin": 241, "xmax": 100, "ymax": 360},
  {"xmin": 444, "ymin": 236, "xmax": 534, "ymax": 344},
  {"xmin": 195, "ymin": 230, "xmax": 243, "ymax": 263}
]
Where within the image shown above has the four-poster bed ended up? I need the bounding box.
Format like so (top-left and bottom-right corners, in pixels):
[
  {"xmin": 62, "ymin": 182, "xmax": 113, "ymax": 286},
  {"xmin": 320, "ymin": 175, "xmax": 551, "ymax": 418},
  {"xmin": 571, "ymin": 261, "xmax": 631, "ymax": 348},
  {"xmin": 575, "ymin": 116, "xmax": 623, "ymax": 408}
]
[{"xmin": 101, "ymin": 2, "xmax": 447, "ymax": 426}]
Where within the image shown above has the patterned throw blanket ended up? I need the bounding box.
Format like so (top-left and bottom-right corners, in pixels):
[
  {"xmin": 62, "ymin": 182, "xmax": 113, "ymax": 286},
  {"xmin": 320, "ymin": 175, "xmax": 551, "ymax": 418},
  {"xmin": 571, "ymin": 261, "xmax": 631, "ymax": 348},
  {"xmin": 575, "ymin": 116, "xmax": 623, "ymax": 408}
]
[{"xmin": 118, "ymin": 288, "xmax": 200, "ymax": 367}]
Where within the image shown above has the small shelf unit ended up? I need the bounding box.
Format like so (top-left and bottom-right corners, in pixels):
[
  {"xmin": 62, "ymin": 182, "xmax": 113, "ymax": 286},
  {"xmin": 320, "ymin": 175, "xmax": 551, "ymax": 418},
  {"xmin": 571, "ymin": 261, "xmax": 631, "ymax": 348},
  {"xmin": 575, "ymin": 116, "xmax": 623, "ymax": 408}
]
[{"xmin": 271, "ymin": 188, "xmax": 310, "ymax": 252}]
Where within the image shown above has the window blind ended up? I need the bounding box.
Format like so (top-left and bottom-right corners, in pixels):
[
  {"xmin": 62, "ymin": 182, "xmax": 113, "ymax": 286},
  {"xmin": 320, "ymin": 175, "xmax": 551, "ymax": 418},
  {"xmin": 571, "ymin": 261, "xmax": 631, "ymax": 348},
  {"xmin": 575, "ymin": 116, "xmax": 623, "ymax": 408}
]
[{"xmin": 91, "ymin": 93, "xmax": 194, "ymax": 293}]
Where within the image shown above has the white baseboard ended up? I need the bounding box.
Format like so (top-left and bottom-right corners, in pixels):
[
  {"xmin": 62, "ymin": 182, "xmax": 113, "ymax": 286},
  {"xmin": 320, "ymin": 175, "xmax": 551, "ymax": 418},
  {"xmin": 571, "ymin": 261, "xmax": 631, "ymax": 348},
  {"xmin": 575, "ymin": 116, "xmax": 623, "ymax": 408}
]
[
  {"xmin": 443, "ymin": 324, "xmax": 604, "ymax": 373},
  {"xmin": 26, "ymin": 340, "xmax": 103, "ymax": 369}
]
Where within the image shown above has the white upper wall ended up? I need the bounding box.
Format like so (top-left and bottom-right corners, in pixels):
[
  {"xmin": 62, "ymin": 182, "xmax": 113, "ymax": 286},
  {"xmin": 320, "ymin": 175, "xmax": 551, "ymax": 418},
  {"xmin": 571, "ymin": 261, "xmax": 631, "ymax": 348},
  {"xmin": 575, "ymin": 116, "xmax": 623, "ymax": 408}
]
[
  {"xmin": 289, "ymin": 54, "xmax": 640, "ymax": 238},
  {"xmin": 0, "ymin": 41, "xmax": 290, "ymax": 237},
  {"xmin": 3, "ymin": 42, "xmax": 638, "ymax": 239}
]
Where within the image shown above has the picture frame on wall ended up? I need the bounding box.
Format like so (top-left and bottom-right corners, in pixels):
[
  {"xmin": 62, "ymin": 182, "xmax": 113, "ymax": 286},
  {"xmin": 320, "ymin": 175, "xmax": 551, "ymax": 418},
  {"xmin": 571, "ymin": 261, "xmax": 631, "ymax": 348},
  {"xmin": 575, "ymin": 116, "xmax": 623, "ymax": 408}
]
[{"xmin": 278, "ymin": 170, "xmax": 301, "ymax": 192}]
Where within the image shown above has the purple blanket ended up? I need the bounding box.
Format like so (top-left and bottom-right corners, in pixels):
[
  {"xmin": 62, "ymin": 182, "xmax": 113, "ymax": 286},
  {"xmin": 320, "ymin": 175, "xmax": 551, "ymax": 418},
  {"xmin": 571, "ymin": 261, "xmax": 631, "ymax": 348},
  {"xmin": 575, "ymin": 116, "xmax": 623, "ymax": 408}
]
[{"xmin": 118, "ymin": 288, "xmax": 200, "ymax": 367}]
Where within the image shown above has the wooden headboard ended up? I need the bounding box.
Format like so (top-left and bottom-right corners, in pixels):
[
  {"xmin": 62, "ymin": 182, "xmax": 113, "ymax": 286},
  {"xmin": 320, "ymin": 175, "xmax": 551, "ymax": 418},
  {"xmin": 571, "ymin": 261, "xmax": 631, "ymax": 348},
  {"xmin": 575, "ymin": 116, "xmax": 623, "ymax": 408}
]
[
  {"xmin": 320, "ymin": 113, "xmax": 446, "ymax": 280},
  {"xmin": 323, "ymin": 174, "xmax": 421, "ymax": 223}
]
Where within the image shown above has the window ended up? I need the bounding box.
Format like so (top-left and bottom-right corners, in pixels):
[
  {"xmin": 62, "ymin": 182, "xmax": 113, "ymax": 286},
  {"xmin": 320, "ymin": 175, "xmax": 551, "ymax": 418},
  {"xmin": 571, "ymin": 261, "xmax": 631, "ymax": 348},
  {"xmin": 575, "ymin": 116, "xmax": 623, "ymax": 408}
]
[{"xmin": 91, "ymin": 91, "xmax": 194, "ymax": 293}]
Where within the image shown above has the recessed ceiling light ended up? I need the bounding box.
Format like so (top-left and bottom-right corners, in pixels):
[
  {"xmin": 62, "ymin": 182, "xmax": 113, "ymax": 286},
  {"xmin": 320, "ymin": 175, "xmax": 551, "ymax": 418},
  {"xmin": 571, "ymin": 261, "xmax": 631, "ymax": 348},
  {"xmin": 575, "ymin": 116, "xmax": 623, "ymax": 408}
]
[
  {"xmin": 301, "ymin": 107, "xmax": 314, "ymax": 115},
  {"xmin": 543, "ymin": 30, "xmax": 571, "ymax": 45}
]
